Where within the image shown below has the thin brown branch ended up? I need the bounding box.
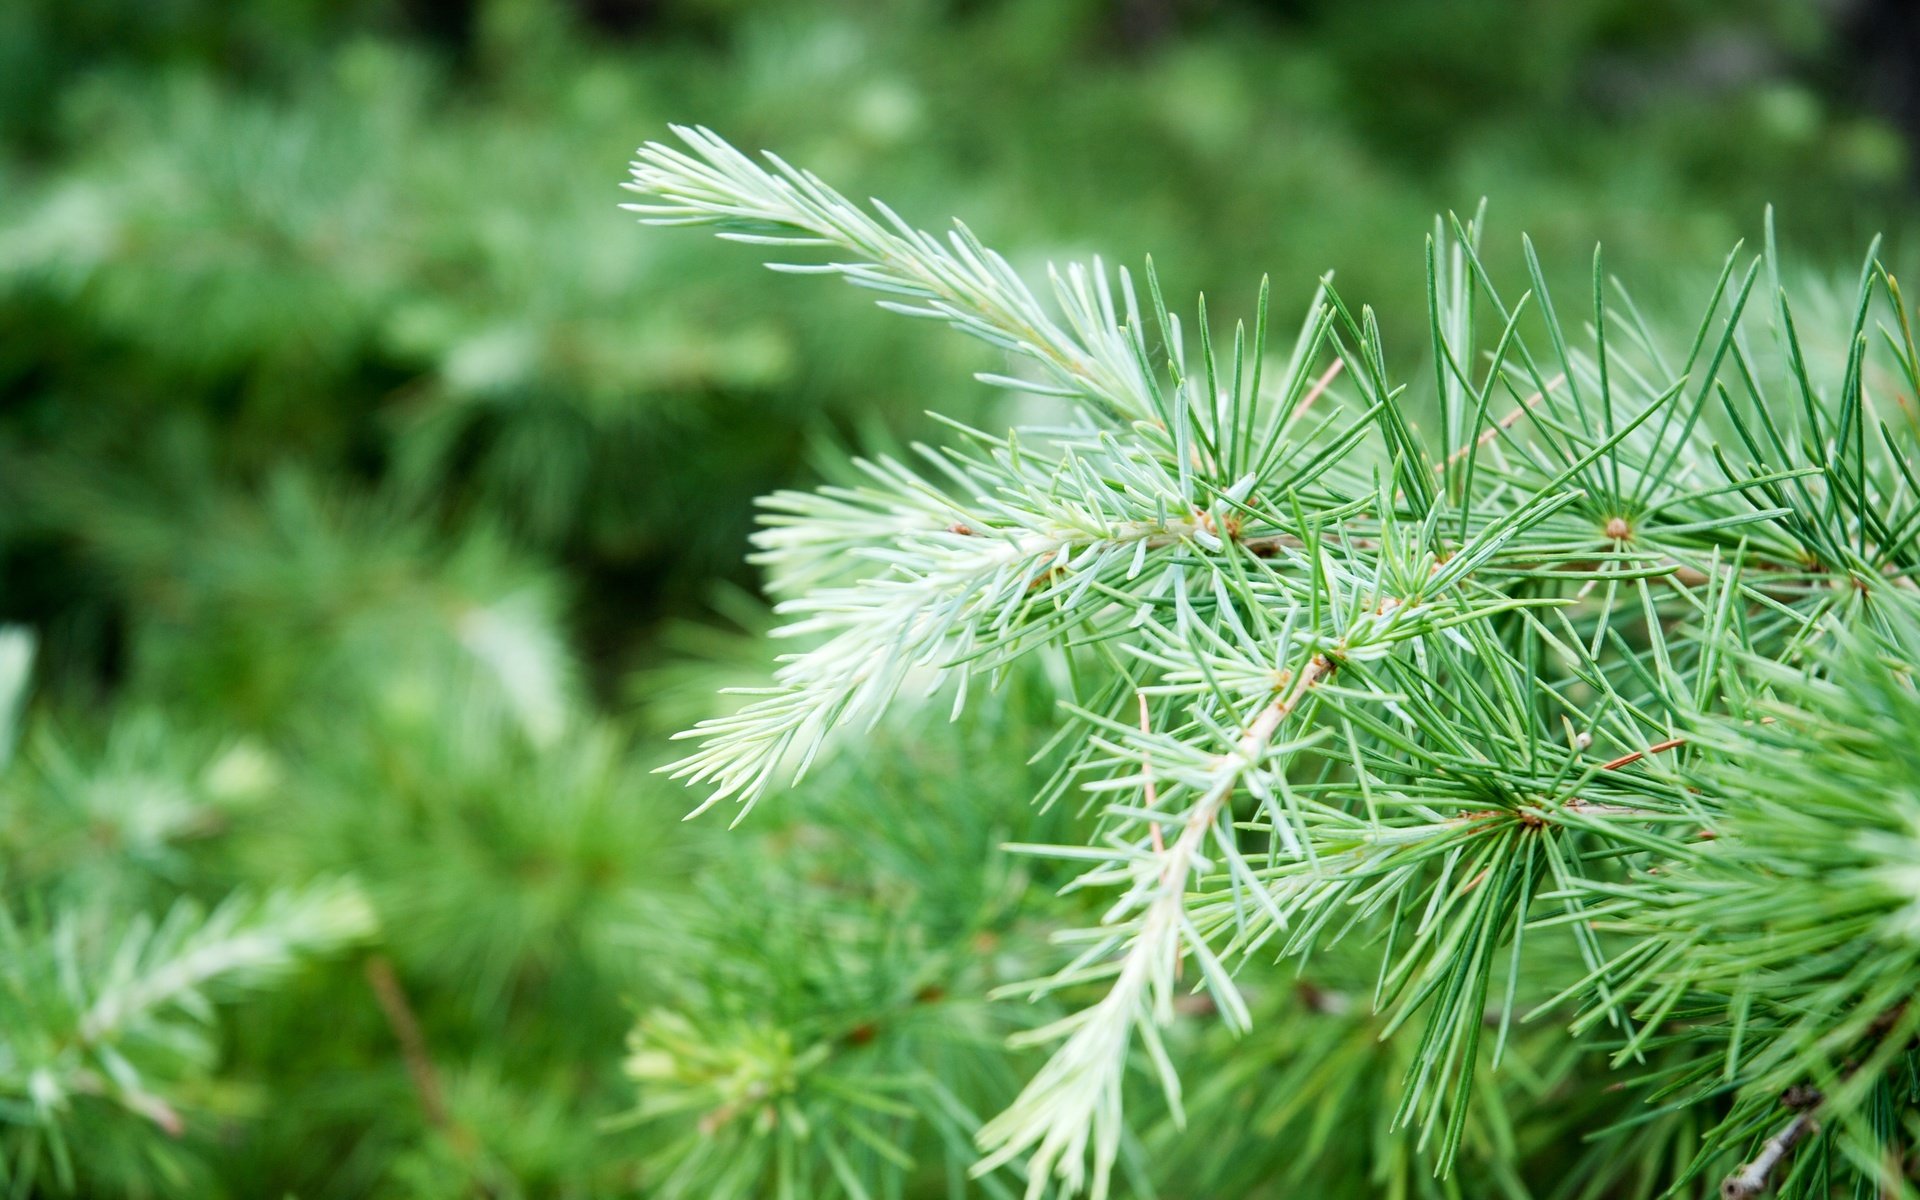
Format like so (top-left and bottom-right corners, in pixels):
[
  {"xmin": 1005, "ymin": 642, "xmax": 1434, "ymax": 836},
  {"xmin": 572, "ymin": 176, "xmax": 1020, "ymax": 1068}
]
[
  {"xmin": 1291, "ymin": 359, "xmax": 1345, "ymax": 420},
  {"xmin": 1436, "ymin": 373, "xmax": 1565, "ymax": 473},
  {"xmin": 365, "ymin": 954, "xmax": 452, "ymax": 1132},
  {"xmin": 1600, "ymin": 737, "xmax": 1687, "ymax": 772},
  {"xmin": 1454, "ymin": 737, "xmax": 1689, "ymax": 829},
  {"xmin": 1721, "ymin": 1089, "xmax": 1822, "ymax": 1200}
]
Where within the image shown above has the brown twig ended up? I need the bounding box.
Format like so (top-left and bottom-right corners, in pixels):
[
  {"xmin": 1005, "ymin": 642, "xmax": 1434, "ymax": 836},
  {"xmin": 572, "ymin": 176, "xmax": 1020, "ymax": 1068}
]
[
  {"xmin": 1599, "ymin": 736, "xmax": 1687, "ymax": 772},
  {"xmin": 1291, "ymin": 359, "xmax": 1345, "ymax": 421},
  {"xmin": 1455, "ymin": 737, "xmax": 1689, "ymax": 829},
  {"xmin": 1721, "ymin": 1087, "xmax": 1823, "ymax": 1200},
  {"xmin": 1436, "ymin": 373, "xmax": 1565, "ymax": 473},
  {"xmin": 365, "ymin": 955, "xmax": 452, "ymax": 1132}
]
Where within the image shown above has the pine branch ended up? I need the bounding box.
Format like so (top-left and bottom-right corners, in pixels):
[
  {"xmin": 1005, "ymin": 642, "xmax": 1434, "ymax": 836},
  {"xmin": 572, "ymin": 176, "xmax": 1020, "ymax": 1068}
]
[
  {"xmin": 628, "ymin": 128, "xmax": 1920, "ymax": 1197},
  {"xmin": 974, "ymin": 654, "xmax": 1329, "ymax": 1198},
  {"xmin": 625, "ymin": 126, "xmax": 1158, "ymax": 425},
  {"xmin": 1, "ymin": 881, "xmax": 376, "ymax": 1176}
]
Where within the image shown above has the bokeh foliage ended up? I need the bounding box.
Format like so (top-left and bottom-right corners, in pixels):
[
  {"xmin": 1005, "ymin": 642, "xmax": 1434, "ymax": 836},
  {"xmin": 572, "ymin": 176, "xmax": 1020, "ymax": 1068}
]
[{"xmin": 0, "ymin": 1, "xmax": 1915, "ymax": 1196}]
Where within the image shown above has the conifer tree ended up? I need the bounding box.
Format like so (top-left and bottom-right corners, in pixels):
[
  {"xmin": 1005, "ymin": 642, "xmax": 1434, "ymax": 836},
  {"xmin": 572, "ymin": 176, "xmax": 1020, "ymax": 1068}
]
[
  {"xmin": 0, "ymin": 629, "xmax": 376, "ymax": 1196},
  {"xmin": 629, "ymin": 126, "xmax": 1920, "ymax": 1199}
]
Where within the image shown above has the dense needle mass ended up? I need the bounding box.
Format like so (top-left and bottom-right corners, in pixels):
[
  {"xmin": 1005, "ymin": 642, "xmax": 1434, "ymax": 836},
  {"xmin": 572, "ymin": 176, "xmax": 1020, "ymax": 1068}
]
[{"xmin": 632, "ymin": 126, "xmax": 1920, "ymax": 1199}]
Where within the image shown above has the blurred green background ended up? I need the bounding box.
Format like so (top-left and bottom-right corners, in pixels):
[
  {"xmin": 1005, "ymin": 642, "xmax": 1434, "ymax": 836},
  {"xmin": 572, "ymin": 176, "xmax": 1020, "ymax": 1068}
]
[{"xmin": 0, "ymin": 1, "xmax": 1914, "ymax": 1196}]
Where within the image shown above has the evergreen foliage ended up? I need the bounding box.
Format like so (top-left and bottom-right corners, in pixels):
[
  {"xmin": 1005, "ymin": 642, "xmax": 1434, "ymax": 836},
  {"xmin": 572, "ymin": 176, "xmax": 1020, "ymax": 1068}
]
[
  {"xmin": 633, "ymin": 126, "xmax": 1920, "ymax": 1198},
  {"xmin": 3, "ymin": 3, "xmax": 1919, "ymax": 1197}
]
